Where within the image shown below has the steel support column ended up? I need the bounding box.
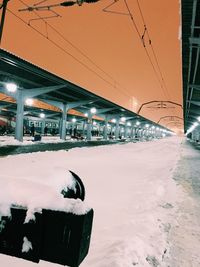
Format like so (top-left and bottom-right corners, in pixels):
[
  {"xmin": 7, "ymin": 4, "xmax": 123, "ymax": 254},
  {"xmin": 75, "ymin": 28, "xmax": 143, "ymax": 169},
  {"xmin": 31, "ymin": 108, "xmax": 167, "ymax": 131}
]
[
  {"xmin": 130, "ymin": 126, "xmax": 135, "ymax": 139},
  {"xmin": 86, "ymin": 114, "xmax": 92, "ymax": 141},
  {"xmin": 115, "ymin": 119, "xmax": 120, "ymax": 139},
  {"xmin": 60, "ymin": 104, "xmax": 67, "ymax": 140},
  {"xmin": 15, "ymin": 90, "xmax": 24, "ymax": 142},
  {"xmin": 103, "ymin": 117, "xmax": 109, "ymax": 140},
  {"xmin": 124, "ymin": 125, "xmax": 128, "ymax": 138},
  {"xmin": 41, "ymin": 120, "xmax": 45, "ymax": 135}
]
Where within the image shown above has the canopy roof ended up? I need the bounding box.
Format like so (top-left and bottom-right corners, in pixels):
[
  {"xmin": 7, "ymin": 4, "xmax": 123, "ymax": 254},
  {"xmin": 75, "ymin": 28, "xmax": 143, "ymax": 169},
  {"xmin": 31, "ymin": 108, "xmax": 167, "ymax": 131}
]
[
  {"xmin": 0, "ymin": 48, "xmax": 167, "ymax": 128},
  {"xmin": 182, "ymin": 0, "xmax": 200, "ymax": 132}
]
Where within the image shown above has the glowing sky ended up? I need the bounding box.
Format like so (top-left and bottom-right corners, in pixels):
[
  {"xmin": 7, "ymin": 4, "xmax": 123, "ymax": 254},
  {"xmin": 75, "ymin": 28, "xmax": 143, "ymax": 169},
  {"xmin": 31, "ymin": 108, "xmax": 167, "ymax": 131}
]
[{"xmin": 1, "ymin": 0, "xmax": 183, "ymax": 132}]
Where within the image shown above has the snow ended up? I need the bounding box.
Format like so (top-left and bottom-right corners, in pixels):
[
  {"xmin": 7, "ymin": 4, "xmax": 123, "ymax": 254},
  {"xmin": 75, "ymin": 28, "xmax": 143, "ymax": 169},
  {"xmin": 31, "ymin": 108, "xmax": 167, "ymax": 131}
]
[
  {"xmin": 0, "ymin": 137, "xmax": 197, "ymax": 266},
  {"xmin": 0, "ymin": 136, "xmax": 70, "ymax": 147},
  {"xmin": 0, "ymin": 135, "xmax": 103, "ymax": 147},
  {"xmin": 163, "ymin": 139, "xmax": 200, "ymax": 266},
  {"xmin": 22, "ymin": 237, "xmax": 33, "ymax": 253},
  {"xmin": 0, "ymin": 168, "xmax": 90, "ymax": 221}
]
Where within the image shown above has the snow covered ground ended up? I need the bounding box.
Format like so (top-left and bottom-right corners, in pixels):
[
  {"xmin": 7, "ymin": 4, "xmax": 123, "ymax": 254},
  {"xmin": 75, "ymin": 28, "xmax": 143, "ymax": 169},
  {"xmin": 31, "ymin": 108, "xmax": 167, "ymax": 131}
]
[
  {"xmin": 0, "ymin": 136, "xmax": 71, "ymax": 146},
  {"xmin": 0, "ymin": 135, "xmax": 103, "ymax": 147},
  {"xmin": 163, "ymin": 139, "xmax": 200, "ymax": 267},
  {"xmin": 0, "ymin": 136, "xmax": 199, "ymax": 267}
]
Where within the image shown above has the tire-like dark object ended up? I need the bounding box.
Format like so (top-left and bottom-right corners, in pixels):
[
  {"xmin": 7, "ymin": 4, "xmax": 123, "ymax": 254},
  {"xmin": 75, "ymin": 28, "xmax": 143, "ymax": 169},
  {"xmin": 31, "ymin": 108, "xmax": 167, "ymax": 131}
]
[{"xmin": 61, "ymin": 171, "xmax": 85, "ymax": 201}]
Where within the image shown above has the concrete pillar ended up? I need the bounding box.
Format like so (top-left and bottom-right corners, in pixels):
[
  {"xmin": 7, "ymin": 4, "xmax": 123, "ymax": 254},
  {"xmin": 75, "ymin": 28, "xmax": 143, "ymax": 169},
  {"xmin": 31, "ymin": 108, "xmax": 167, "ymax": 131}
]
[
  {"xmin": 110, "ymin": 125, "xmax": 113, "ymax": 136},
  {"xmin": 141, "ymin": 129, "xmax": 145, "ymax": 139},
  {"xmin": 86, "ymin": 114, "xmax": 92, "ymax": 141},
  {"xmin": 41, "ymin": 120, "xmax": 45, "ymax": 135},
  {"xmin": 115, "ymin": 119, "xmax": 120, "ymax": 139},
  {"xmin": 145, "ymin": 129, "xmax": 148, "ymax": 139},
  {"xmin": 124, "ymin": 125, "xmax": 128, "ymax": 138},
  {"xmin": 82, "ymin": 121, "xmax": 86, "ymax": 137},
  {"xmin": 60, "ymin": 104, "xmax": 67, "ymax": 140},
  {"xmin": 15, "ymin": 90, "xmax": 24, "ymax": 142},
  {"xmin": 158, "ymin": 130, "xmax": 161, "ymax": 138},
  {"xmin": 103, "ymin": 117, "xmax": 109, "ymax": 140},
  {"xmin": 135, "ymin": 127, "xmax": 139, "ymax": 138},
  {"xmin": 130, "ymin": 126, "xmax": 135, "ymax": 139}
]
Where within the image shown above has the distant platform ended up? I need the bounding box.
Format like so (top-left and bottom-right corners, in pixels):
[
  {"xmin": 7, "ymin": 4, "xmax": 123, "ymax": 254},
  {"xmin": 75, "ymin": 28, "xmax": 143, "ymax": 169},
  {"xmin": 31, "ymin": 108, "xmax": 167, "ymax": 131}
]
[{"xmin": 0, "ymin": 137, "xmax": 129, "ymax": 156}]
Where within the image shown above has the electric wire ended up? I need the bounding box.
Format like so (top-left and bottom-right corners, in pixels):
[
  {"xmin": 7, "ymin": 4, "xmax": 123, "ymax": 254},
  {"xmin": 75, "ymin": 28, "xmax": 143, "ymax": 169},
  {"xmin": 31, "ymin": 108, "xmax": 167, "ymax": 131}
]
[
  {"xmin": 136, "ymin": 0, "xmax": 172, "ymax": 100},
  {"xmin": 123, "ymin": 0, "xmax": 170, "ymax": 100},
  {"xmin": 16, "ymin": 0, "xmax": 134, "ymax": 100},
  {"xmin": 8, "ymin": 8, "xmax": 116, "ymax": 88},
  {"xmin": 20, "ymin": 0, "xmax": 115, "ymax": 82}
]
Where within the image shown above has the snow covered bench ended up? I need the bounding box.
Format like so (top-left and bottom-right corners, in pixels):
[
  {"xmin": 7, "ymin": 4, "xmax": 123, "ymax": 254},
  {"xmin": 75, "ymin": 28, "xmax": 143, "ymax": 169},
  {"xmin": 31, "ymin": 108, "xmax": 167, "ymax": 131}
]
[{"xmin": 0, "ymin": 171, "xmax": 94, "ymax": 267}]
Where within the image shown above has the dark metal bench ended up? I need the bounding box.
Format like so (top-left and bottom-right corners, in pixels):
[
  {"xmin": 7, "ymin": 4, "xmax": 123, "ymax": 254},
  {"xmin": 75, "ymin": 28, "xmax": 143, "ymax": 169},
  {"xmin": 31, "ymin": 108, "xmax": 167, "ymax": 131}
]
[{"xmin": 0, "ymin": 171, "xmax": 94, "ymax": 267}]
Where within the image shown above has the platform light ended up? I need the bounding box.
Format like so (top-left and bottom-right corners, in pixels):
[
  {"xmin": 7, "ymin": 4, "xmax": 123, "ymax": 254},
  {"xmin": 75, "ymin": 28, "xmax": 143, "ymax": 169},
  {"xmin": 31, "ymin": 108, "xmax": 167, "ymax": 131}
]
[
  {"xmin": 90, "ymin": 107, "xmax": 96, "ymax": 114},
  {"xmin": 136, "ymin": 121, "xmax": 140, "ymax": 126},
  {"xmin": 25, "ymin": 98, "xmax": 34, "ymax": 106},
  {"xmin": 145, "ymin": 124, "xmax": 149, "ymax": 128},
  {"xmin": 187, "ymin": 126, "xmax": 194, "ymax": 134},
  {"xmin": 127, "ymin": 122, "xmax": 131, "ymax": 126},
  {"xmin": 197, "ymin": 116, "xmax": 200, "ymax": 122},
  {"xmin": 111, "ymin": 118, "xmax": 116, "ymax": 123},
  {"xmin": 152, "ymin": 126, "xmax": 155, "ymax": 129},
  {"xmin": 84, "ymin": 113, "xmax": 88, "ymax": 117},
  {"xmin": 186, "ymin": 123, "xmax": 197, "ymax": 135},
  {"xmin": 156, "ymin": 127, "xmax": 159, "ymax": 130},
  {"xmin": 39, "ymin": 113, "xmax": 45, "ymax": 119},
  {"xmin": 72, "ymin": 118, "xmax": 77, "ymax": 123},
  {"xmin": 120, "ymin": 117, "xmax": 126, "ymax": 122},
  {"xmin": 5, "ymin": 83, "xmax": 17, "ymax": 92}
]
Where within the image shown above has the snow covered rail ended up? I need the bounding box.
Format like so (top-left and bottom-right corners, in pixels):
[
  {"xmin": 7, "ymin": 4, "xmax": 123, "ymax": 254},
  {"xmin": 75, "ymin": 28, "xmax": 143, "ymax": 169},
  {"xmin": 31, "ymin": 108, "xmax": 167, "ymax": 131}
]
[{"xmin": 0, "ymin": 172, "xmax": 94, "ymax": 267}]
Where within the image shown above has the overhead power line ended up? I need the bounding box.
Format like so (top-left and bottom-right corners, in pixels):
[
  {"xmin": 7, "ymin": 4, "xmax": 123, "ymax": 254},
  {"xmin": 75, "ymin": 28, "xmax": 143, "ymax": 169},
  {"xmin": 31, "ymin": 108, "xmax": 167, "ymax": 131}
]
[
  {"xmin": 123, "ymin": 0, "xmax": 169, "ymax": 100},
  {"xmin": 8, "ymin": 8, "xmax": 114, "ymax": 87},
  {"xmin": 136, "ymin": 0, "xmax": 171, "ymax": 100},
  {"xmin": 7, "ymin": 1, "xmax": 134, "ymax": 101},
  {"xmin": 18, "ymin": 0, "xmax": 100, "ymax": 11},
  {"xmin": 18, "ymin": 0, "xmax": 135, "ymax": 99}
]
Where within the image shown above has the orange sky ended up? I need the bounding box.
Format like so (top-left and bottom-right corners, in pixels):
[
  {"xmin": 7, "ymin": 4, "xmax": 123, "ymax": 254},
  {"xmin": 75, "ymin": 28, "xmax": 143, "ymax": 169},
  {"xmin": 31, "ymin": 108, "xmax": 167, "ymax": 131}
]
[{"xmin": 0, "ymin": 0, "xmax": 183, "ymax": 133}]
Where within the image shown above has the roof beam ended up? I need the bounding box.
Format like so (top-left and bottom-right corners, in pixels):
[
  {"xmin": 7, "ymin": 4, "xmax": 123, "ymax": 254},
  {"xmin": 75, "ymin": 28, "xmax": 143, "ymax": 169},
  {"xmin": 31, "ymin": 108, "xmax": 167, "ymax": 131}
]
[
  {"xmin": 25, "ymin": 84, "xmax": 66, "ymax": 98},
  {"xmin": 55, "ymin": 90, "xmax": 79, "ymax": 101},
  {"xmin": 189, "ymin": 84, "xmax": 200, "ymax": 91},
  {"xmin": 0, "ymin": 70, "xmax": 41, "ymax": 87},
  {"xmin": 68, "ymin": 100, "xmax": 93, "ymax": 110},
  {"xmin": 0, "ymin": 84, "xmax": 66, "ymax": 100},
  {"xmin": 188, "ymin": 100, "xmax": 200, "ymax": 106},
  {"xmin": 184, "ymin": 0, "xmax": 198, "ymax": 120},
  {"xmin": 95, "ymin": 107, "xmax": 116, "ymax": 115},
  {"xmin": 188, "ymin": 109, "xmax": 200, "ymax": 115},
  {"xmin": 189, "ymin": 37, "xmax": 200, "ymax": 45},
  {"xmin": 41, "ymin": 99, "xmax": 63, "ymax": 111}
]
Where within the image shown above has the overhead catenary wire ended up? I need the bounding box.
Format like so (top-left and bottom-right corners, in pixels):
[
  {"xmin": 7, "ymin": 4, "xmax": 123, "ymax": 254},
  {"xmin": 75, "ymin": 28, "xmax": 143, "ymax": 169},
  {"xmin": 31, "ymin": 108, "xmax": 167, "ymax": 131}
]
[
  {"xmin": 19, "ymin": 0, "xmax": 115, "ymax": 82},
  {"xmin": 14, "ymin": 0, "xmax": 135, "ymax": 101},
  {"xmin": 136, "ymin": 0, "xmax": 172, "ymax": 100},
  {"xmin": 8, "ymin": 7, "xmax": 115, "ymax": 87},
  {"xmin": 123, "ymin": 0, "xmax": 170, "ymax": 100}
]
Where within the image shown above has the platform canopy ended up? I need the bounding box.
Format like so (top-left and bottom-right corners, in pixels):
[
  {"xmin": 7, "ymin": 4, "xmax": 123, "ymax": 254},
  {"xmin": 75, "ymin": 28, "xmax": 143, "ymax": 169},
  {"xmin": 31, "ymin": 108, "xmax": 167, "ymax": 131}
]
[
  {"xmin": 182, "ymin": 0, "xmax": 200, "ymax": 133},
  {"xmin": 0, "ymin": 48, "xmax": 164, "ymax": 127}
]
